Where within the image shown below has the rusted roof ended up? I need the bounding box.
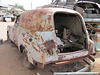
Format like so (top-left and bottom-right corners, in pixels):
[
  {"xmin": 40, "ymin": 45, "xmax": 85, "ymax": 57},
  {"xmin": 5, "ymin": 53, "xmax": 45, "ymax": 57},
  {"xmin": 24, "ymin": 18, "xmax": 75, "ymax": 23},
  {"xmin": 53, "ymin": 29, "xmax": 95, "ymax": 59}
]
[{"xmin": 19, "ymin": 8, "xmax": 82, "ymax": 32}]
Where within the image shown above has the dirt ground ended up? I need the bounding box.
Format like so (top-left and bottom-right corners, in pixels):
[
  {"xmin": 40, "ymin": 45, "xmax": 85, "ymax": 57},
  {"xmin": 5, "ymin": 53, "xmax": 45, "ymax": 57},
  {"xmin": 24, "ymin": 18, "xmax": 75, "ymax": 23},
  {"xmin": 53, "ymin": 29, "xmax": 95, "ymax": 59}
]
[{"xmin": 0, "ymin": 22, "xmax": 100, "ymax": 75}]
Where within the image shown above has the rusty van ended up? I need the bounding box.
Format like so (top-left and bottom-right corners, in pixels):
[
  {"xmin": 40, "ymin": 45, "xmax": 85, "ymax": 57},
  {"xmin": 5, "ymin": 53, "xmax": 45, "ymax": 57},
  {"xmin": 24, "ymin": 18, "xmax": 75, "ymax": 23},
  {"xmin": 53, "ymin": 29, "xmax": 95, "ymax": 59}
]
[{"xmin": 7, "ymin": 8, "xmax": 96, "ymax": 69}]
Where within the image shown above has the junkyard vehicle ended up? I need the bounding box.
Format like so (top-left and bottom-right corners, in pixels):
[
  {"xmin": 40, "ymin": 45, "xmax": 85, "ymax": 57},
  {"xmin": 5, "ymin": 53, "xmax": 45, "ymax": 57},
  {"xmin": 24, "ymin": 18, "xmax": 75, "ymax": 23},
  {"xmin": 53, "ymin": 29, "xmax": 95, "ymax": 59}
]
[
  {"xmin": 1, "ymin": 13, "xmax": 15, "ymax": 22},
  {"xmin": 74, "ymin": 1, "xmax": 100, "ymax": 51},
  {"xmin": 42, "ymin": 0, "xmax": 75, "ymax": 9},
  {"xmin": 43, "ymin": 0, "xmax": 100, "ymax": 51},
  {"xmin": 7, "ymin": 8, "xmax": 96, "ymax": 69},
  {"xmin": 74, "ymin": 1, "xmax": 100, "ymax": 24}
]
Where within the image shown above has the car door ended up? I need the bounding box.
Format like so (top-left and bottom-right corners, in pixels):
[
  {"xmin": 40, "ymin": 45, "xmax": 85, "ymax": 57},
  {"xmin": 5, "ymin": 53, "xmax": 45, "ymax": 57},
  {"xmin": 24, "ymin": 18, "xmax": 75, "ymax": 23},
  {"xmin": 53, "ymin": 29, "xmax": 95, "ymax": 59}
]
[{"xmin": 12, "ymin": 16, "xmax": 20, "ymax": 45}]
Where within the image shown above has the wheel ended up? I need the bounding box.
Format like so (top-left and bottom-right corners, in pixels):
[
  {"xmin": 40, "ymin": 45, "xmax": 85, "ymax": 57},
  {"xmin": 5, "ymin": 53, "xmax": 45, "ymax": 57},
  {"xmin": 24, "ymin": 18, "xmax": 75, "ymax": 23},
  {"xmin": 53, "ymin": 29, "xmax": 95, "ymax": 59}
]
[
  {"xmin": 3, "ymin": 17, "xmax": 6, "ymax": 22},
  {"xmin": 7, "ymin": 32, "xmax": 11, "ymax": 42},
  {"xmin": 23, "ymin": 49, "xmax": 36, "ymax": 69}
]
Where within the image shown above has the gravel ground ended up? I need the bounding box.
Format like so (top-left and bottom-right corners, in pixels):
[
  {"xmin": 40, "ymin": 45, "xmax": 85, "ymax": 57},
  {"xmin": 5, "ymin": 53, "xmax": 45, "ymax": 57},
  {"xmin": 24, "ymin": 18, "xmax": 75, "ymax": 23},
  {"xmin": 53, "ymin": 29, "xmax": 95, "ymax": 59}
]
[{"xmin": 0, "ymin": 22, "xmax": 99, "ymax": 75}]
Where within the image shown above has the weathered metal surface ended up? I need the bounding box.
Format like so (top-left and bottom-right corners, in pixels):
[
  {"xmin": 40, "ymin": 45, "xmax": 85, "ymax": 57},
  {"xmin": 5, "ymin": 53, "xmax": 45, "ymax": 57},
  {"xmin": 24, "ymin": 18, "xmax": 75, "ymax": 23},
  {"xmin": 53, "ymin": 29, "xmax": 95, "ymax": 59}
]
[
  {"xmin": 54, "ymin": 56, "xmax": 96, "ymax": 73},
  {"xmin": 83, "ymin": 14, "xmax": 100, "ymax": 18},
  {"xmin": 84, "ymin": 18, "xmax": 100, "ymax": 23},
  {"xmin": 91, "ymin": 34, "xmax": 100, "ymax": 51},
  {"xmin": 74, "ymin": 1, "xmax": 100, "ymax": 25},
  {"xmin": 52, "ymin": 56, "xmax": 88, "ymax": 66},
  {"xmin": 7, "ymin": 8, "xmax": 96, "ymax": 69}
]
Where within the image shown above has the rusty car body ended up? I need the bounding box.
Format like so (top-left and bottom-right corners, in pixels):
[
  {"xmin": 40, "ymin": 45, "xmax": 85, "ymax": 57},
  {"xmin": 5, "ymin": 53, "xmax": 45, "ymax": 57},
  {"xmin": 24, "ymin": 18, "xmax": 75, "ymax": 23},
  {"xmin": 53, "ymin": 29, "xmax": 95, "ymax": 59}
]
[
  {"xmin": 42, "ymin": 0, "xmax": 100, "ymax": 51},
  {"xmin": 7, "ymin": 8, "xmax": 96, "ymax": 69}
]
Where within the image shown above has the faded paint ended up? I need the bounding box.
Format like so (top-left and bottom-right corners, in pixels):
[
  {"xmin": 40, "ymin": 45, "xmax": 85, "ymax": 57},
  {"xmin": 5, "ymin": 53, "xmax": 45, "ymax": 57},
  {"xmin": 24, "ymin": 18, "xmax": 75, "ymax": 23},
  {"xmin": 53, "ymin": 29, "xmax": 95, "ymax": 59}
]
[
  {"xmin": 7, "ymin": 8, "xmax": 96, "ymax": 69},
  {"xmin": 91, "ymin": 33, "xmax": 100, "ymax": 51}
]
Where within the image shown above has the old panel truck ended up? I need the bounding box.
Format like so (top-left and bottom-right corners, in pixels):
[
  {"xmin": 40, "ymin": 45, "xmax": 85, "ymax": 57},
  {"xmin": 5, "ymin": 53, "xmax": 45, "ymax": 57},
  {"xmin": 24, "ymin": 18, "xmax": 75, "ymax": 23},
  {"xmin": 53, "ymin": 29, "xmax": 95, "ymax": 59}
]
[{"xmin": 7, "ymin": 8, "xmax": 96, "ymax": 71}]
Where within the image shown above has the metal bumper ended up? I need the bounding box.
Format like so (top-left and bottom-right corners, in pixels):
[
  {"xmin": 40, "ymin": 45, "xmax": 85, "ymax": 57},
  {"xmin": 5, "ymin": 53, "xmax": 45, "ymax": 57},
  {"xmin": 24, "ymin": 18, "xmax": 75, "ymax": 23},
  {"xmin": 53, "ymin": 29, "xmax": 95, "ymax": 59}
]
[
  {"xmin": 77, "ymin": 56, "xmax": 95, "ymax": 72},
  {"xmin": 54, "ymin": 56, "xmax": 98, "ymax": 75}
]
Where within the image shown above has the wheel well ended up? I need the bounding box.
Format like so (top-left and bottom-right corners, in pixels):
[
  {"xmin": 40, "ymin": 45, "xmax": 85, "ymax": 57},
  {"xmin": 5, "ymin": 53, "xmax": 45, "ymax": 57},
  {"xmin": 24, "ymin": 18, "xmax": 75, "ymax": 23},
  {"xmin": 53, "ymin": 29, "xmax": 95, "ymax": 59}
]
[{"xmin": 20, "ymin": 45, "xmax": 25, "ymax": 53}]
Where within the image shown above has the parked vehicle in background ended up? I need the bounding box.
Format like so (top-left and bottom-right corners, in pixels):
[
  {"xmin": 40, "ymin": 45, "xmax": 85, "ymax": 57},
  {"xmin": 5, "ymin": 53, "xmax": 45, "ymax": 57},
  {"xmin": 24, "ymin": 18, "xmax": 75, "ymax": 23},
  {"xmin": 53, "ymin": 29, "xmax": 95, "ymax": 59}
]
[
  {"xmin": 42, "ymin": 0, "xmax": 76, "ymax": 9},
  {"xmin": 74, "ymin": 1, "xmax": 100, "ymax": 30},
  {"xmin": 7, "ymin": 8, "xmax": 96, "ymax": 70},
  {"xmin": 74, "ymin": 1, "xmax": 100, "ymax": 51},
  {"xmin": 1, "ymin": 13, "xmax": 15, "ymax": 22}
]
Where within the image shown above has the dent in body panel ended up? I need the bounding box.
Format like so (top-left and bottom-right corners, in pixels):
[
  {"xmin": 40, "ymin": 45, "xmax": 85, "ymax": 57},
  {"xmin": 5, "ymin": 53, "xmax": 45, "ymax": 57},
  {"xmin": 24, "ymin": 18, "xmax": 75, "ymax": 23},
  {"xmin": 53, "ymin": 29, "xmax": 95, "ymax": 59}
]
[{"xmin": 7, "ymin": 8, "xmax": 95, "ymax": 69}]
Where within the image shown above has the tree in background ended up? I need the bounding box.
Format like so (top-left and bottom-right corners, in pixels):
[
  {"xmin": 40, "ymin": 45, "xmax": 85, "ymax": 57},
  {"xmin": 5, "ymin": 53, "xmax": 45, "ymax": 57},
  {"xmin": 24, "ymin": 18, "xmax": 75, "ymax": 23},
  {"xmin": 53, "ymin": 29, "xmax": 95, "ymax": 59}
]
[{"xmin": 14, "ymin": 3, "xmax": 25, "ymax": 10}]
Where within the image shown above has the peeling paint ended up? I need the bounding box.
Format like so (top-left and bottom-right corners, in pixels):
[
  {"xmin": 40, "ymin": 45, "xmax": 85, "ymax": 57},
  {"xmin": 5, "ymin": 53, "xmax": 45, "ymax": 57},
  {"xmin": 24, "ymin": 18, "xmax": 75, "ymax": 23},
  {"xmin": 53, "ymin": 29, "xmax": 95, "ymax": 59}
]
[{"xmin": 7, "ymin": 8, "xmax": 96, "ymax": 69}]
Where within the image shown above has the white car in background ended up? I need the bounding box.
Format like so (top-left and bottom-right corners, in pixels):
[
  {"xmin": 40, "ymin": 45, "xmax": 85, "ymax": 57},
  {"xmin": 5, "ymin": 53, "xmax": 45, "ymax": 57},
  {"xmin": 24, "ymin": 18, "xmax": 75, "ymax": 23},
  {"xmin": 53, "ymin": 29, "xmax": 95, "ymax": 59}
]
[{"xmin": 1, "ymin": 13, "xmax": 15, "ymax": 22}]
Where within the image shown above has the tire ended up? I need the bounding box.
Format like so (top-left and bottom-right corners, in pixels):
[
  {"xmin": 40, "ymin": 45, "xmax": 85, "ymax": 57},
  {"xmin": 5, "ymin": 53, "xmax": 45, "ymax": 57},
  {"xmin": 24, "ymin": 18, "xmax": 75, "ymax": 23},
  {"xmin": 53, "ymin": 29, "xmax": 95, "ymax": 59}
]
[
  {"xmin": 3, "ymin": 17, "xmax": 6, "ymax": 22},
  {"xmin": 7, "ymin": 32, "xmax": 11, "ymax": 42},
  {"xmin": 23, "ymin": 49, "xmax": 36, "ymax": 69}
]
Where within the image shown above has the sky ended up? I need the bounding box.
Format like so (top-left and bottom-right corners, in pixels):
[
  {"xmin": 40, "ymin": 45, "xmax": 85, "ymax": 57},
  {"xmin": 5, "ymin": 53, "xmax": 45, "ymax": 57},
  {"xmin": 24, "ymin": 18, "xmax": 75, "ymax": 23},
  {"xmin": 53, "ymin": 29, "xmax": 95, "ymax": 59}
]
[{"xmin": 2, "ymin": 0, "xmax": 51, "ymax": 10}]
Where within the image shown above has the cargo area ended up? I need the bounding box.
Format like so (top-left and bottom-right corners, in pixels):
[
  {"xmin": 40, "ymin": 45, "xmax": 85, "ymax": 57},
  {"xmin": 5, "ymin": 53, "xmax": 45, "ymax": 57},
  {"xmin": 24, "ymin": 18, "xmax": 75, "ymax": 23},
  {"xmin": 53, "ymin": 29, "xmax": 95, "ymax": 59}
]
[{"xmin": 54, "ymin": 13, "xmax": 86, "ymax": 53}]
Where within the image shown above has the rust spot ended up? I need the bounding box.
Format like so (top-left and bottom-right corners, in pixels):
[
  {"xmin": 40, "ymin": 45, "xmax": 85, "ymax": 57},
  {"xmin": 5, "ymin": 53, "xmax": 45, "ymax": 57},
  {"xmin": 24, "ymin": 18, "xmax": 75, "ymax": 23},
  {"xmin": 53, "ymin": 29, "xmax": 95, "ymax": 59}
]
[
  {"xmin": 19, "ymin": 9, "xmax": 54, "ymax": 33},
  {"xmin": 22, "ymin": 33, "xmax": 25, "ymax": 37},
  {"xmin": 41, "ymin": 36, "xmax": 44, "ymax": 42},
  {"xmin": 25, "ymin": 45, "xmax": 27, "ymax": 48},
  {"xmin": 58, "ymin": 56, "xmax": 63, "ymax": 60},
  {"xmin": 33, "ymin": 46, "xmax": 39, "ymax": 52},
  {"xmin": 39, "ymin": 40, "xmax": 55, "ymax": 51},
  {"xmin": 41, "ymin": 53, "xmax": 45, "ymax": 63}
]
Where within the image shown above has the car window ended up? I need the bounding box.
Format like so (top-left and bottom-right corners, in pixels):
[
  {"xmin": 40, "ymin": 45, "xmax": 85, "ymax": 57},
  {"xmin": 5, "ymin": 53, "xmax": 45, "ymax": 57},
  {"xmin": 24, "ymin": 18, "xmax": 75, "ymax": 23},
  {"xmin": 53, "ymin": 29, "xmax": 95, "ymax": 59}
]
[{"xmin": 15, "ymin": 16, "xmax": 20, "ymax": 25}]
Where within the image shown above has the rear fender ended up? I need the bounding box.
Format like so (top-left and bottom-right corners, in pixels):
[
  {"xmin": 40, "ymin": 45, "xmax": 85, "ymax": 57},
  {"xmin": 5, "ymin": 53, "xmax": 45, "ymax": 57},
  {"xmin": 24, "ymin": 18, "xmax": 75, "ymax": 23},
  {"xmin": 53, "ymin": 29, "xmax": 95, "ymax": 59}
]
[{"xmin": 88, "ymin": 39, "xmax": 96, "ymax": 55}]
